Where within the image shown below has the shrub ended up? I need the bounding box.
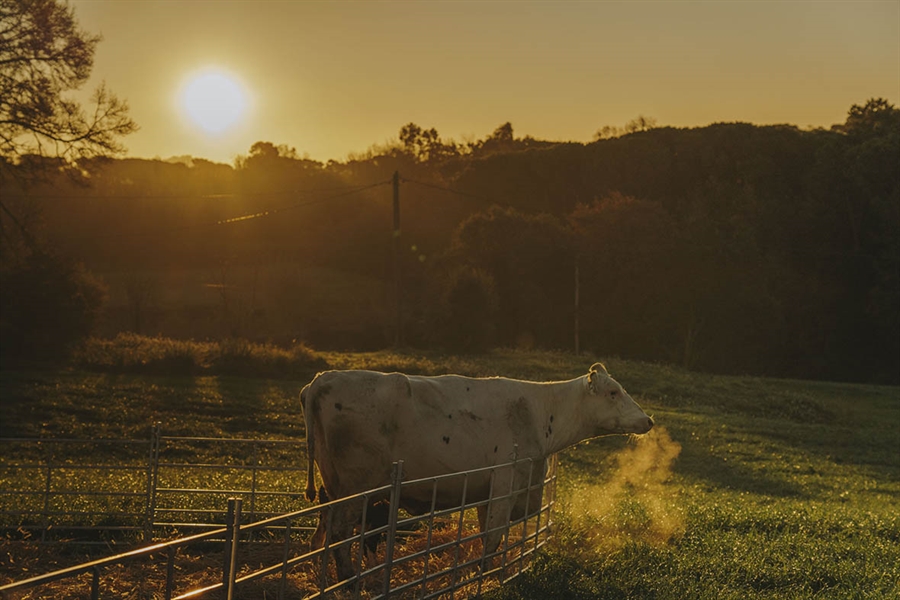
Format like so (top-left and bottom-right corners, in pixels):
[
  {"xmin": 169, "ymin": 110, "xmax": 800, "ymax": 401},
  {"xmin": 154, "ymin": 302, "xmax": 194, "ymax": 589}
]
[
  {"xmin": 0, "ymin": 251, "xmax": 106, "ymax": 368},
  {"xmin": 210, "ymin": 337, "xmax": 327, "ymax": 379},
  {"xmin": 74, "ymin": 334, "xmax": 327, "ymax": 379},
  {"xmin": 427, "ymin": 266, "xmax": 499, "ymax": 353},
  {"xmin": 75, "ymin": 333, "xmax": 203, "ymax": 375}
]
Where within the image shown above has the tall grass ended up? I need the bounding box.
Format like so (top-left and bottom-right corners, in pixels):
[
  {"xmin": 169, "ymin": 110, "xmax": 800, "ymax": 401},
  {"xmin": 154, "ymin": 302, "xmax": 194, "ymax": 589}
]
[{"xmin": 74, "ymin": 333, "xmax": 327, "ymax": 379}]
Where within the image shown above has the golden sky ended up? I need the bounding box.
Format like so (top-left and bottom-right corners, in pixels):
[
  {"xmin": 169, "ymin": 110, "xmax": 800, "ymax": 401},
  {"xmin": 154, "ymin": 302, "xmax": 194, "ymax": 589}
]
[{"xmin": 72, "ymin": 0, "xmax": 899, "ymax": 165}]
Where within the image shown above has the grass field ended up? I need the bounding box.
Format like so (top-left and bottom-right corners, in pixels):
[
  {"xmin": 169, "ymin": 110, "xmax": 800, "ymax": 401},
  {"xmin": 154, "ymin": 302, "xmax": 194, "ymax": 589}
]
[{"xmin": 1, "ymin": 345, "xmax": 898, "ymax": 598}]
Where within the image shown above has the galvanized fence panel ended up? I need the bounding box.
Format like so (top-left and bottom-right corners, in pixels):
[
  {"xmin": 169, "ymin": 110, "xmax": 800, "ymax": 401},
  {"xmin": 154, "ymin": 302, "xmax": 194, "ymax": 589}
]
[
  {"xmin": 0, "ymin": 455, "xmax": 558, "ymax": 599},
  {"xmin": 0, "ymin": 425, "xmax": 309, "ymax": 543},
  {"xmin": 153, "ymin": 432, "xmax": 309, "ymax": 533},
  {"xmin": 0, "ymin": 436, "xmax": 155, "ymax": 543}
]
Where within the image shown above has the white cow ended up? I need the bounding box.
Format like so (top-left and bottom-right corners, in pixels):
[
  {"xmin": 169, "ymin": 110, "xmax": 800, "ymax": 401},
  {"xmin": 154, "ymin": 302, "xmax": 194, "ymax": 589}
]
[{"xmin": 301, "ymin": 363, "xmax": 653, "ymax": 578}]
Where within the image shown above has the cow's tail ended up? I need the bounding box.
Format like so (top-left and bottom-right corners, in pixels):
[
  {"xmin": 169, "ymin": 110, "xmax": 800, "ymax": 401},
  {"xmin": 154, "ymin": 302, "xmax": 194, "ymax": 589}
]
[{"xmin": 301, "ymin": 383, "xmax": 317, "ymax": 503}]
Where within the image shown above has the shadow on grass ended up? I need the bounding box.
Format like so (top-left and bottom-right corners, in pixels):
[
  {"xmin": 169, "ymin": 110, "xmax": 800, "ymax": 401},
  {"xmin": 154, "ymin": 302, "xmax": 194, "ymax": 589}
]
[{"xmin": 677, "ymin": 445, "xmax": 809, "ymax": 498}]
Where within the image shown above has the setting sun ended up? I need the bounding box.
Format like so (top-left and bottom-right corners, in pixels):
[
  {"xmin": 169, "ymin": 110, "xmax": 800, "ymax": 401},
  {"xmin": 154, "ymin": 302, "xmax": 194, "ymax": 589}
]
[{"xmin": 181, "ymin": 70, "xmax": 247, "ymax": 134}]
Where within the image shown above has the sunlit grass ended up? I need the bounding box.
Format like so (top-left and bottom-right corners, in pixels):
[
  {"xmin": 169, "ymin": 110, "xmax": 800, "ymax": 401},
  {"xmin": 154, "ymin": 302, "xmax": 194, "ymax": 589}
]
[
  {"xmin": 485, "ymin": 355, "xmax": 900, "ymax": 600},
  {"xmin": 74, "ymin": 333, "xmax": 326, "ymax": 379}
]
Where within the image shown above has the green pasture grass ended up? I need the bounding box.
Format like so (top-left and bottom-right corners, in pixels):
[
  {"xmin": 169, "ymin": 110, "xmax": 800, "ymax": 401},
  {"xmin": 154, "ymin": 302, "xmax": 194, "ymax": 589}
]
[
  {"xmin": 485, "ymin": 360, "xmax": 900, "ymax": 599},
  {"xmin": 1, "ymin": 348, "xmax": 898, "ymax": 598},
  {"xmin": 0, "ymin": 370, "xmax": 307, "ymax": 440}
]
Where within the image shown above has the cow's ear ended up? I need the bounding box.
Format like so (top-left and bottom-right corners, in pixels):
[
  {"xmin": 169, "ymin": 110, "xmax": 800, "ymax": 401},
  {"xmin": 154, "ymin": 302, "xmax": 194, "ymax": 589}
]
[{"xmin": 590, "ymin": 362, "xmax": 608, "ymax": 376}]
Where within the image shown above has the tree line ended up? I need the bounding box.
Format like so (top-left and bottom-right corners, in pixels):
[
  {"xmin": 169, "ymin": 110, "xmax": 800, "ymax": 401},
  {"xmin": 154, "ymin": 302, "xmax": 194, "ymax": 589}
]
[
  {"xmin": 3, "ymin": 2, "xmax": 895, "ymax": 382},
  {"xmin": 2, "ymin": 99, "xmax": 897, "ymax": 383}
]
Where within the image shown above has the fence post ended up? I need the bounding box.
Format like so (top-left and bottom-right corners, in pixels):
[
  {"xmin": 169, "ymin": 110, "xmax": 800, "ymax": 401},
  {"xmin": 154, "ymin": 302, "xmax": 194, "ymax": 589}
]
[
  {"xmin": 41, "ymin": 453, "xmax": 52, "ymax": 544},
  {"xmin": 222, "ymin": 497, "xmax": 242, "ymax": 600},
  {"xmin": 448, "ymin": 472, "xmax": 470, "ymax": 594},
  {"xmin": 90, "ymin": 566, "xmax": 101, "ymax": 600},
  {"xmin": 278, "ymin": 521, "xmax": 292, "ymax": 600},
  {"xmin": 381, "ymin": 460, "xmax": 404, "ymax": 599},
  {"xmin": 165, "ymin": 545, "xmax": 176, "ymax": 600},
  {"xmin": 145, "ymin": 422, "xmax": 161, "ymax": 541},
  {"xmin": 250, "ymin": 442, "xmax": 258, "ymax": 528}
]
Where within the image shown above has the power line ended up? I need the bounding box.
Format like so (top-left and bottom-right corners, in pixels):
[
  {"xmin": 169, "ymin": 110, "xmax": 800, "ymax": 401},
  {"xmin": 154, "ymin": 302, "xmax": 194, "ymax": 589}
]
[
  {"xmin": 402, "ymin": 177, "xmax": 483, "ymax": 201},
  {"xmin": 4, "ymin": 181, "xmax": 389, "ymax": 202},
  {"xmin": 80, "ymin": 179, "xmax": 392, "ymax": 241},
  {"xmin": 216, "ymin": 179, "xmax": 392, "ymax": 224}
]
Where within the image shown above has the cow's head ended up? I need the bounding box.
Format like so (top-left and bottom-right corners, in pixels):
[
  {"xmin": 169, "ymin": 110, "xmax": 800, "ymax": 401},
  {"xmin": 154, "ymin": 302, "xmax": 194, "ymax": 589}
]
[{"xmin": 585, "ymin": 363, "xmax": 653, "ymax": 435}]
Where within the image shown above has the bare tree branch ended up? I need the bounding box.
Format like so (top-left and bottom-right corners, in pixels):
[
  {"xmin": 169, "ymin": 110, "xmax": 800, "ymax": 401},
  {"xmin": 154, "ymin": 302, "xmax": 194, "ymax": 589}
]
[{"xmin": 0, "ymin": 0, "xmax": 137, "ymax": 177}]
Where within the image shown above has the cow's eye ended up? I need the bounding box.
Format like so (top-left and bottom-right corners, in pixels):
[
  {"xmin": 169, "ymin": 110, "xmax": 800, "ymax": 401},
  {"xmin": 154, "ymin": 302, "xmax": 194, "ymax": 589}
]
[{"xmin": 610, "ymin": 390, "xmax": 618, "ymax": 398}]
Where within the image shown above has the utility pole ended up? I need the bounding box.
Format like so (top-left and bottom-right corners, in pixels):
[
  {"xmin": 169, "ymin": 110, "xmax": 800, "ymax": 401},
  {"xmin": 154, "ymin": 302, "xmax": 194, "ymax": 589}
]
[
  {"xmin": 392, "ymin": 171, "xmax": 402, "ymax": 346},
  {"xmin": 574, "ymin": 258, "xmax": 580, "ymax": 355}
]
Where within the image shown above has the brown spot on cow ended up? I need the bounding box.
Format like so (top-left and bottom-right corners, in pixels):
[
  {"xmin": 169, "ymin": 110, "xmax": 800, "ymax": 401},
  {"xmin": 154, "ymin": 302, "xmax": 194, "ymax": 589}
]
[
  {"xmin": 379, "ymin": 419, "xmax": 399, "ymax": 437},
  {"xmin": 507, "ymin": 396, "xmax": 535, "ymax": 434},
  {"xmin": 310, "ymin": 383, "xmax": 332, "ymax": 406},
  {"xmin": 459, "ymin": 409, "xmax": 482, "ymax": 422},
  {"xmin": 327, "ymin": 416, "xmax": 357, "ymax": 460},
  {"xmin": 309, "ymin": 383, "xmax": 332, "ymax": 421},
  {"xmin": 505, "ymin": 396, "xmax": 542, "ymax": 453}
]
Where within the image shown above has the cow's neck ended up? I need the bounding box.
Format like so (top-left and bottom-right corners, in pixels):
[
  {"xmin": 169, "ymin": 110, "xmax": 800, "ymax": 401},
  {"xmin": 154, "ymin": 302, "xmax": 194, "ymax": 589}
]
[{"xmin": 534, "ymin": 376, "xmax": 596, "ymax": 456}]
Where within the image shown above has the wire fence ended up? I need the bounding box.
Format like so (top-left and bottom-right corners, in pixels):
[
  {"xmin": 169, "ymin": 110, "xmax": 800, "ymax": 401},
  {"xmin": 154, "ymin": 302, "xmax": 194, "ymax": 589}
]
[
  {"xmin": 0, "ymin": 425, "xmax": 309, "ymax": 544},
  {"xmin": 0, "ymin": 453, "xmax": 558, "ymax": 599}
]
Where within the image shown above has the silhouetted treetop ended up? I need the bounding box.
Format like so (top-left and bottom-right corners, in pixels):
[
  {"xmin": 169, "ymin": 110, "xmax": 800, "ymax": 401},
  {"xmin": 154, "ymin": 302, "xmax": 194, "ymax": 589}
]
[
  {"xmin": 834, "ymin": 98, "xmax": 899, "ymax": 138},
  {"xmin": 0, "ymin": 0, "xmax": 137, "ymax": 170}
]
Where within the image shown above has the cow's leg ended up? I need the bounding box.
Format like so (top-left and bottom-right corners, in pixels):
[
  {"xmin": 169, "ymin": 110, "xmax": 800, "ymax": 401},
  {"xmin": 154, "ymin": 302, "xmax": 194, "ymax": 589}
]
[
  {"xmin": 311, "ymin": 508, "xmax": 327, "ymax": 550},
  {"xmin": 330, "ymin": 512, "xmax": 357, "ymax": 582},
  {"xmin": 511, "ymin": 461, "xmax": 545, "ymax": 521},
  {"xmin": 310, "ymin": 490, "xmax": 363, "ymax": 582},
  {"xmin": 310, "ymin": 486, "xmax": 330, "ymax": 551},
  {"xmin": 479, "ymin": 467, "xmax": 519, "ymax": 559},
  {"xmin": 315, "ymin": 506, "xmax": 360, "ymax": 581},
  {"xmin": 362, "ymin": 500, "xmax": 390, "ymax": 568},
  {"xmin": 481, "ymin": 460, "xmax": 540, "ymax": 560},
  {"xmin": 482, "ymin": 498, "xmax": 513, "ymax": 556}
]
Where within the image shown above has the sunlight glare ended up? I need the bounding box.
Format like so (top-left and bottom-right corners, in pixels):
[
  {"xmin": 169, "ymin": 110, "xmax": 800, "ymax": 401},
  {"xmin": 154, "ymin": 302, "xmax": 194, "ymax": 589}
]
[{"xmin": 182, "ymin": 70, "xmax": 247, "ymax": 134}]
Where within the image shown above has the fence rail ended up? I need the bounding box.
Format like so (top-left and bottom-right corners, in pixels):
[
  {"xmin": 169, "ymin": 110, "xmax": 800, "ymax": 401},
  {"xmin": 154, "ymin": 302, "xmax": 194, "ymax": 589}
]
[
  {"xmin": 0, "ymin": 425, "xmax": 309, "ymax": 543},
  {"xmin": 0, "ymin": 454, "xmax": 558, "ymax": 599}
]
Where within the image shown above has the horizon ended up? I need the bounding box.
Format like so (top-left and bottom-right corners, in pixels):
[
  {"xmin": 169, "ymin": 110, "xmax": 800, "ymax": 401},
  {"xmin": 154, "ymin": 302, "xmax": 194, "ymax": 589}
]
[
  {"xmin": 71, "ymin": 0, "xmax": 899, "ymax": 165},
  {"xmin": 128, "ymin": 112, "xmax": 875, "ymax": 168}
]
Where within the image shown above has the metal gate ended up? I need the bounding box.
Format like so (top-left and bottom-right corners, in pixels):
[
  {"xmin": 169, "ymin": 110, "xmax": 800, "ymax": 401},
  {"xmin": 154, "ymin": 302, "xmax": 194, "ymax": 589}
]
[
  {"xmin": 0, "ymin": 455, "xmax": 558, "ymax": 599},
  {"xmin": 0, "ymin": 425, "xmax": 309, "ymax": 543}
]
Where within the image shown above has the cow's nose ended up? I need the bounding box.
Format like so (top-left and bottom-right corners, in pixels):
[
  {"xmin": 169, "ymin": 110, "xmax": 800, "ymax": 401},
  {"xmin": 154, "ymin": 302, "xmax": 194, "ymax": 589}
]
[{"xmin": 646, "ymin": 416, "xmax": 655, "ymax": 431}]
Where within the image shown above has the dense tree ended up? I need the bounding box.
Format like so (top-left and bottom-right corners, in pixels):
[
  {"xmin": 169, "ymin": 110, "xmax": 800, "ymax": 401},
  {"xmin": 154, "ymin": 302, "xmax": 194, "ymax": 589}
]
[
  {"xmin": 0, "ymin": 249, "xmax": 106, "ymax": 366},
  {"xmin": 0, "ymin": 0, "xmax": 136, "ymax": 169},
  {"xmin": 0, "ymin": 0, "xmax": 133, "ymax": 366},
  {"xmin": 2, "ymin": 98, "xmax": 896, "ymax": 382},
  {"xmin": 570, "ymin": 194, "xmax": 683, "ymax": 363},
  {"xmin": 424, "ymin": 265, "xmax": 499, "ymax": 352},
  {"xmin": 441, "ymin": 206, "xmax": 573, "ymax": 348},
  {"xmin": 827, "ymin": 99, "xmax": 900, "ymax": 380}
]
